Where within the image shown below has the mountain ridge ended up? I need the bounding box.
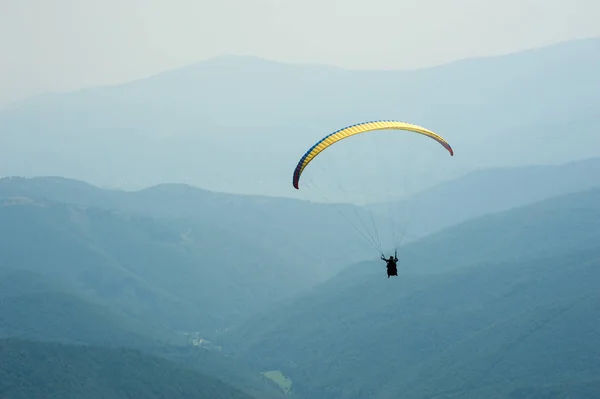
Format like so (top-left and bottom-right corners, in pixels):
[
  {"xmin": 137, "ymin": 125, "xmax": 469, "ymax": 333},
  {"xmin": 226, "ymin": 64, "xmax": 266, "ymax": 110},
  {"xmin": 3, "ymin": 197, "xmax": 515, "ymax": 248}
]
[{"xmin": 1, "ymin": 36, "xmax": 598, "ymax": 196}]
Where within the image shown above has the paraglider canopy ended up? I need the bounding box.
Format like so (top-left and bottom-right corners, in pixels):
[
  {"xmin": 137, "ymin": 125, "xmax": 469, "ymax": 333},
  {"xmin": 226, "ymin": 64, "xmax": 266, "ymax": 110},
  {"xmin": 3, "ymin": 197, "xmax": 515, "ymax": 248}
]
[{"xmin": 292, "ymin": 120, "xmax": 453, "ymax": 190}]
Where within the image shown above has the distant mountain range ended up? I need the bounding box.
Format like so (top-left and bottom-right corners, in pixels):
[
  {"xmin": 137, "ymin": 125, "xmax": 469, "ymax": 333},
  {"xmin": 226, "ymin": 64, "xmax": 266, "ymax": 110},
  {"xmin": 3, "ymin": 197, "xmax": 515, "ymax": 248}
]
[
  {"xmin": 1, "ymin": 37, "xmax": 599, "ymax": 198},
  {"xmin": 1, "ymin": 163, "xmax": 598, "ymax": 397},
  {"xmin": 370, "ymin": 156, "xmax": 600, "ymax": 239}
]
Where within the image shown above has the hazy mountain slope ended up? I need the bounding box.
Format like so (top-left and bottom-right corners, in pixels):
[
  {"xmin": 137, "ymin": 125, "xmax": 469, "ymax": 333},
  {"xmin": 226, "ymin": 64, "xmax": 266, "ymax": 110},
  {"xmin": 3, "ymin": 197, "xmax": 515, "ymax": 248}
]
[
  {"xmin": 221, "ymin": 188, "xmax": 600, "ymax": 398},
  {"xmin": 396, "ymin": 186, "xmax": 600, "ymax": 274},
  {"xmin": 3, "ymin": 156, "xmax": 600, "ymax": 281},
  {"xmin": 0, "ymin": 272, "xmax": 288, "ymax": 399},
  {"xmin": 156, "ymin": 347, "xmax": 291, "ymax": 399},
  {"xmin": 0, "ymin": 37, "xmax": 598, "ymax": 197},
  {"xmin": 0, "ymin": 272, "xmax": 173, "ymax": 349},
  {"xmin": 0, "ymin": 338, "xmax": 255, "ymax": 399},
  {"xmin": 226, "ymin": 250, "xmax": 600, "ymax": 399},
  {"xmin": 0, "ymin": 196, "xmax": 337, "ymax": 335},
  {"xmin": 0, "ymin": 176, "xmax": 392, "ymax": 279},
  {"xmin": 369, "ymin": 156, "xmax": 600, "ymax": 239}
]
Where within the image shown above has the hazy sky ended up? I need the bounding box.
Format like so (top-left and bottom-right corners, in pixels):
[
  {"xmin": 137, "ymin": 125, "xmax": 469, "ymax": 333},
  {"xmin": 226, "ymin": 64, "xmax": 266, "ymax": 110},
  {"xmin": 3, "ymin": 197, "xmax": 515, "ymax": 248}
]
[{"xmin": 1, "ymin": 0, "xmax": 599, "ymax": 108}]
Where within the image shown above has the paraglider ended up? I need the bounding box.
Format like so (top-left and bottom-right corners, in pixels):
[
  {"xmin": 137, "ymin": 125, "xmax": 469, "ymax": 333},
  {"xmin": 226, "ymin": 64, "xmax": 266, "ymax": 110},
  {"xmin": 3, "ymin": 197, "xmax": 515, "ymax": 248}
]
[
  {"xmin": 381, "ymin": 250, "xmax": 399, "ymax": 278},
  {"xmin": 291, "ymin": 119, "xmax": 454, "ymax": 278}
]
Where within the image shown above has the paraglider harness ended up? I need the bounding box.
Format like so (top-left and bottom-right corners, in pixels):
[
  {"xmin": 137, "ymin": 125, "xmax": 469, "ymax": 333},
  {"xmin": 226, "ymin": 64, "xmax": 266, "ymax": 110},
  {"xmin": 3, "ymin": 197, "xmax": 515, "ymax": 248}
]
[{"xmin": 382, "ymin": 250, "xmax": 398, "ymax": 278}]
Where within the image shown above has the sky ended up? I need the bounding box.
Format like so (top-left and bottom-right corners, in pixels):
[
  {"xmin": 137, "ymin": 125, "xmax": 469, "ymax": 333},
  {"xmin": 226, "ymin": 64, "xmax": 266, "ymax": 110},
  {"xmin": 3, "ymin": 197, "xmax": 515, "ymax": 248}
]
[{"xmin": 1, "ymin": 0, "xmax": 599, "ymax": 108}]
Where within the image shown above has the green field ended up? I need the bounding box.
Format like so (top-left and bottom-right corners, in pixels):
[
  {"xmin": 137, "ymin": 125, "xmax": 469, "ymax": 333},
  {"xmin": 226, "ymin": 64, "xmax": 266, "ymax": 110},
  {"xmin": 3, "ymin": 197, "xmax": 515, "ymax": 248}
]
[{"xmin": 262, "ymin": 370, "xmax": 293, "ymax": 394}]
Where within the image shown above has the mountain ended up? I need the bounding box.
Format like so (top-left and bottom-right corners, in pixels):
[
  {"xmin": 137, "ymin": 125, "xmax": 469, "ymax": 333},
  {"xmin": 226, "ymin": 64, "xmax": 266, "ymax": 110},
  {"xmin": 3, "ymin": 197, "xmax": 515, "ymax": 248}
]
[
  {"xmin": 3, "ymin": 153, "xmax": 600, "ymax": 279},
  {"xmin": 0, "ymin": 338, "xmax": 256, "ymax": 399},
  {"xmin": 0, "ymin": 187, "xmax": 393, "ymax": 331},
  {"xmin": 0, "ymin": 196, "xmax": 317, "ymax": 335},
  {"xmin": 0, "ymin": 175, "xmax": 393, "ymax": 281},
  {"xmin": 0, "ymin": 254, "xmax": 288, "ymax": 399},
  {"xmin": 0, "ymin": 269, "xmax": 177, "ymax": 348},
  {"xmin": 369, "ymin": 156, "xmax": 600, "ymax": 240},
  {"xmin": 0, "ymin": 37, "xmax": 599, "ymax": 198},
  {"xmin": 220, "ymin": 187, "xmax": 600, "ymax": 398},
  {"xmin": 396, "ymin": 186, "xmax": 600, "ymax": 274}
]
